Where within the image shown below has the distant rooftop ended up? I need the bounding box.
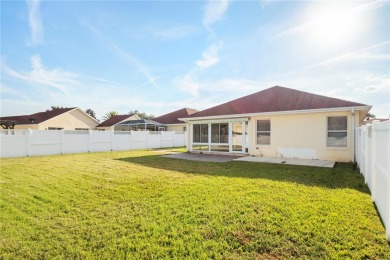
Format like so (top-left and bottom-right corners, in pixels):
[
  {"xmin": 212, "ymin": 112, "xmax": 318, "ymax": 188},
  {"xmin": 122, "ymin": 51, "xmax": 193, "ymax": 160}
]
[
  {"xmin": 0, "ymin": 108, "xmax": 76, "ymax": 124},
  {"xmin": 96, "ymin": 114, "xmax": 136, "ymax": 127},
  {"xmin": 153, "ymin": 108, "xmax": 199, "ymax": 124}
]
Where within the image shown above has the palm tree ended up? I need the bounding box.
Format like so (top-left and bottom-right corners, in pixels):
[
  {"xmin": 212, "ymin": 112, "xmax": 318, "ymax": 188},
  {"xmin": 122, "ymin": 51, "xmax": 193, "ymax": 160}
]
[
  {"xmin": 365, "ymin": 113, "xmax": 376, "ymax": 121},
  {"xmin": 102, "ymin": 111, "xmax": 118, "ymax": 121}
]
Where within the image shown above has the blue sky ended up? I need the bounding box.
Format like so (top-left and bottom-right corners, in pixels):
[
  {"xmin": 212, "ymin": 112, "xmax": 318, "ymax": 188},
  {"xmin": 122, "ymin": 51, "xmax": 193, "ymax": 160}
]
[{"xmin": 1, "ymin": 0, "xmax": 389, "ymax": 120}]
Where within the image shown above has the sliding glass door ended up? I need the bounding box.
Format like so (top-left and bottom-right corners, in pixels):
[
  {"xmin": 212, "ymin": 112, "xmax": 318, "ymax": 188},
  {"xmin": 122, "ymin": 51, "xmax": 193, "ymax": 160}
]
[{"xmin": 232, "ymin": 122, "xmax": 243, "ymax": 152}]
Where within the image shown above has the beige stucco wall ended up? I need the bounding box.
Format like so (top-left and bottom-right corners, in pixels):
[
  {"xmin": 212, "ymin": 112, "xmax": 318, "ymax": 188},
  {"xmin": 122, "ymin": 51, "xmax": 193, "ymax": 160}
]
[
  {"xmin": 14, "ymin": 124, "xmax": 39, "ymax": 130},
  {"xmin": 95, "ymin": 126, "xmax": 112, "ymax": 131},
  {"xmin": 247, "ymin": 110, "xmax": 361, "ymax": 162},
  {"xmin": 166, "ymin": 124, "xmax": 187, "ymax": 132},
  {"xmin": 38, "ymin": 109, "xmax": 98, "ymax": 130}
]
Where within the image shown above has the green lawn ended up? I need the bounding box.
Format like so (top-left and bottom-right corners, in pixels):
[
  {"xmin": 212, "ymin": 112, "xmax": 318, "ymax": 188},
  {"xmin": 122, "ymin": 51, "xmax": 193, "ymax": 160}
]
[{"xmin": 1, "ymin": 149, "xmax": 389, "ymax": 259}]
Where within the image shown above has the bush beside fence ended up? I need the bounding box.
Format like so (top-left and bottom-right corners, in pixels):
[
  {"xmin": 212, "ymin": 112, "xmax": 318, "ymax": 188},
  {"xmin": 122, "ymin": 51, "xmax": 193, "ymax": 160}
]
[
  {"xmin": 356, "ymin": 120, "xmax": 390, "ymax": 241},
  {"xmin": 0, "ymin": 130, "xmax": 187, "ymax": 158}
]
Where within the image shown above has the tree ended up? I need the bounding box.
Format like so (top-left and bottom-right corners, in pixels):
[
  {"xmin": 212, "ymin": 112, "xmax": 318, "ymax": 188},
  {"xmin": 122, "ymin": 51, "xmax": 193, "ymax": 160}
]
[
  {"xmin": 129, "ymin": 110, "xmax": 154, "ymax": 120},
  {"xmin": 85, "ymin": 109, "xmax": 98, "ymax": 121},
  {"xmin": 47, "ymin": 106, "xmax": 67, "ymax": 111},
  {"xmin": 103, "ymin": 111, "xmax": 118, "ymax": 121},
  {"xmin": 365, "ymin": 113, "xmax": 376, "ymax": 121}
]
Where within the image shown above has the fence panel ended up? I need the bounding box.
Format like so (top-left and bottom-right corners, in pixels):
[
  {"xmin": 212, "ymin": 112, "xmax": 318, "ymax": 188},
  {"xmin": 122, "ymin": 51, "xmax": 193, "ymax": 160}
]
[
  {"xmin": 30, "ymin": 130, "xmax": 62, "ymax": 156},
  {"xmin": 174, "ymin": 132, "xmax": 186, "ymax": 147},
  {"xmin": 63, "ymin": 130, "xmax": 89, "ymax": 154},
  {"xmin": 162, "ymin": 131, "xmax": 175, "ymax": 148},
  {"xmin": 366, "ymin": 126, "xmax": 372, "ymax": 190},
  {"xmin": 89, "ymin": 131, "xmax": 112, "ymax": 152},
  {"xmin": 0, "ymin": 130, "xmax": 187, "ymax": 158},
  {"xmin": 356, "ymin": 120, "xmax": 390, "ymax": 241},
  {"xmin": 0, "ymin": 130, "xmax": 28, "ymax": 158},
  {"xmin": 360, "ymin": 126, "xmax": 366, "ymax": 177},
  {"xmin": 373, "ymin": 122, "xmax": 389, "ymax": 239},
  {"xmin": 112, "ymin": 132, "xmax": 131, "ymax": 151},
  {"xmin": 131, "ymin": 131, "xmax": 148, "ymax": 150}
]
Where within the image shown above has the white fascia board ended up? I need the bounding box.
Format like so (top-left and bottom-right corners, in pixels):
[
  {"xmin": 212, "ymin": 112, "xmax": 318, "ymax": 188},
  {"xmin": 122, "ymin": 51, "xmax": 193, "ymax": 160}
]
[
  {"xmin": 76, "ymin": 108, "xmax": 100, "ymax": 124},
  {"xmin": 188, "ymin": 117, "xmax": 248, "ymax": 124},
  {"xmin": 164, "ymin": 123, "xmax": 186, "ymax": 126},
  {"xmin": 179, "ymin": 106, "xmax": 372, "ymax": 122}
]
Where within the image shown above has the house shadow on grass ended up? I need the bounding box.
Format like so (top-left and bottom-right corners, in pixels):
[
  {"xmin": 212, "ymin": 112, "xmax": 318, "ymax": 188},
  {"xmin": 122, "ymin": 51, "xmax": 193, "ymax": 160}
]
[{"xmin": 115, "ymin": 154, "xmax": 370, "ymax": 194}]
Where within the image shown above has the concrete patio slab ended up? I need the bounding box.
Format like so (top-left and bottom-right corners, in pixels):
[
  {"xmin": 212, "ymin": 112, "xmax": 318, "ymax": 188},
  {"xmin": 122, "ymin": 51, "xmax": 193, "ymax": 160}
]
[
  {"xmin": 163, "ymin": 153, "xmax": 240, "ymax": 162},
  {"xmin": 233, "ymin": 156, "xmax": 335, "ymax": 168}
]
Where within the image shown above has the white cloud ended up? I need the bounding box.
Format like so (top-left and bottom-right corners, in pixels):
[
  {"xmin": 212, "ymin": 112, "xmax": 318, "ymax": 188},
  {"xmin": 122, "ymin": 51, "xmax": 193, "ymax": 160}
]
[
  {"xmin": 1, "ymin": 55, "xmax": 76, "ymax": 95},
  {"xmin": 83, "ymin": 23, "xmax": 160, "ymax": 89},
  {"xmin": 305, "ymin": 40, "xmax": 390, "ymax": 70},
  {"xmin": 274, "ymin": 1, "xmax": 387, "ymax": 39},
  {"xmin": 174, "ymin": 71, "xmax": 201, "ymax": 97},
  {"xmin": 202, "ymin": 0, "xmax": 230, "ymax": 28},
  {"xmin": 196, "ymin": 44, "xmax": 221, "ymax": 70},
  {"xmin": 27, "ymin": 0, "xmax": 43, "ymax": 45},
  {"xmin": 152, "ymin": 25, "xmax": 196, "ymax": 39},
  {"xmin": 0, "ymin": 57, "xmax": 149, "ymax": 118},
  {"xmin": 260, "ymin": 0, "xmax": 272, "ymax": 9}
]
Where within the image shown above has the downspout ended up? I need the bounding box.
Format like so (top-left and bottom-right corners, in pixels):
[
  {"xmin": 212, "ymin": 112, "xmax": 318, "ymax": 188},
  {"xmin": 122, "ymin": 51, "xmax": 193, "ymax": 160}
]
[{"xmin": 351, "ymin": 108, "xmax": 355, "ymax": 162}]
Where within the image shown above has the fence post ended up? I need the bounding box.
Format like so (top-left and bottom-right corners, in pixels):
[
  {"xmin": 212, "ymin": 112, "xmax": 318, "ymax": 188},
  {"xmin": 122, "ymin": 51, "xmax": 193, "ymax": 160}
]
[
  {"xmin": 160, "ymin": 131, "xmax": 164, "ymax": 148},
  {"xmin": 110, "ymin": 130, "xmax": 114, "ymax": 151},
  {"xmin": 386, "ymin": 118, "xmax": 390, "ymax": 242},
  {"xmin": 355, "ymin": 128, "xmax": 359, "ymax": 167},
  {"xmin": 364, "ymin": 125, "xmax": 369, "ymax": 182},
  {"xmin": 61, "ymin": 129, "xmax": 65, "ymax": 154},
  {"xmin": 26, "ymin": 128, "xmax": 32, "ymax": 156},
  {"xmin": 129, "ymin": 130, "xmax": 133, "ymax": 150},
  {"xmin": 146, "ymin": 130, "xmax": 149, "ymax": 149},
  {"xmin": 370, "ymin": 121, "xmax": 377, "ymax": 202},
  {"xmin": 88, "ymin": 129, "xmax": 92, "ymax": 152}
]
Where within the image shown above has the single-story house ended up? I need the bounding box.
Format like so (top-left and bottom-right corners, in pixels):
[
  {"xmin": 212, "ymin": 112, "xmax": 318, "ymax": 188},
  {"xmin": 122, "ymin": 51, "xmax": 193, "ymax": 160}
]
[
  {"xmin": 180, "ymin": 86, "xmax": 371, "ymax": 162},
  {"xmin": 0, "ymin": 108, "xmax": 99, "ymax": 130},
  {"xmin": 96, "ymin": 114, "xmax": 140, "ymax": 131},
  {"xmin": 153, "ymin": 108, "xmax": 198, "ymax": 131}
]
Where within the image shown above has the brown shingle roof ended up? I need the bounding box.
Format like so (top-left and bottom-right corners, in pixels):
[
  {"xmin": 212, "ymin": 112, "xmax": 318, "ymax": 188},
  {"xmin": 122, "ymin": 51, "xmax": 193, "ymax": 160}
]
[
  {"xmin": 96, "ymin": 114, "xmax": 135, "ymax": 127},
  {"xmin": 153, "ymin": 108, "xmax": 199, "ymax": 124},
  {"xmin": 188, "ymin": 86, "xmax": 368, "ymax": 118},
  {"xmin": 0, "ymin": 108, "xmax": 76, "ymax": 125}
]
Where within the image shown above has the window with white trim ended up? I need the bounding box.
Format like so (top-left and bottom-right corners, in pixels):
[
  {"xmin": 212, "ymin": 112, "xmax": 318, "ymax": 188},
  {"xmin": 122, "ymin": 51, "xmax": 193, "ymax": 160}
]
[
  {"xmin": 327, "ymin": 116, "xmax": 347, "ymax": 147},
  {"xmin": 193, "ymin": 124, "xmax": 208, "ymax": 143},
  {"xmin": 256, "ymin": 120, "xmax": 270, "ymax": 145}
]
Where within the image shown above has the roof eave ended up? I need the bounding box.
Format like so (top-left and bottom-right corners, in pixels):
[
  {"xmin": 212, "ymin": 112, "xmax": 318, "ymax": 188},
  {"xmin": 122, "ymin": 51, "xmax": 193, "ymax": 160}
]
[{"xmin": 179, "ymin": 105, "xmax": 372, "ymax": 122}]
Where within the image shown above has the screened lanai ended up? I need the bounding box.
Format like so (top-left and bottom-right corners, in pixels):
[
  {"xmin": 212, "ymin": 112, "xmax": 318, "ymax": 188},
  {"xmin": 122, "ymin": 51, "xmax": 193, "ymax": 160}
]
[
  {"xmin": 189, "ymin": 118, "xmax": 248, "ymax": 154},
  {"xmin": 114, "ymin": 119, "xmax": 164, "ymax": 131}
]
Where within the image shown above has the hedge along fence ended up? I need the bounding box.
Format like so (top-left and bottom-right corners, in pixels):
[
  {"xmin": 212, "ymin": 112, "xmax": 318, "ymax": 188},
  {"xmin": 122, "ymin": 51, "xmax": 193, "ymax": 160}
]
[
  {"xmin": 0, "ymin": 130, "xmax": 187, "ymax": 158},
  {"xmin": 356, "ymin": 119, "xmax": 390, "ymax": 241}
]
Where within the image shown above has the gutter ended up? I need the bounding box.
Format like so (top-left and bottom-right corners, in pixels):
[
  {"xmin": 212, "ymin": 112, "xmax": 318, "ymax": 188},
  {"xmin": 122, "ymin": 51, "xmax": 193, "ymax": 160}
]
[{"xmin": 179, "ymin": 106, "xmax": 372, "ymax": 122}]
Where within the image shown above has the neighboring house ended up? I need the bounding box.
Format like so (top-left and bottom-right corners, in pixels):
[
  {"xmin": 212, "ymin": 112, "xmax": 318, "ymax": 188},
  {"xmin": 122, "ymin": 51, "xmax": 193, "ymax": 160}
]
[
  {"xmin": 360, "ymin": 118, "xmax": 388, "ymax": 126},
  {"xmin": 95, "ymin": 114, "xmax": 140, "ymax": 131},
  {"xmin": 153, "ymin": 108, "xmax": 198, "ymax": 131},
  {"xmin": 0, "ymin": 108, "xmax": 99, "ymax": 130},
  {"xmin": 180, "ymin": 86, "xmax": 371, "ymax": 162},
  {"xmin": 115, "ymin": 119, "xmax": 164, "ymax": 131}
]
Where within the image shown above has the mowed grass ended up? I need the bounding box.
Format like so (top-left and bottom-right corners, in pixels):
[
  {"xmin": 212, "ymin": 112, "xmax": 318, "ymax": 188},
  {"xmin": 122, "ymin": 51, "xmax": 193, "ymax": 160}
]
[{"xmin": 1, "ymin": 149, "xmax": 389, "ymax": 259}]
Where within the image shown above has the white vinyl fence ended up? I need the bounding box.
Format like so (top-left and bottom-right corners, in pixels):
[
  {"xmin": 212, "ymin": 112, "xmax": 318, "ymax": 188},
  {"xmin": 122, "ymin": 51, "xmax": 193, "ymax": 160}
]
[
  {"xmin": 356, "ymin": 120, "xmax": 390, "ymax": 241},
  {"xmin": 0, "ymin": 130, "xmax": 187, "ymax": 158}
]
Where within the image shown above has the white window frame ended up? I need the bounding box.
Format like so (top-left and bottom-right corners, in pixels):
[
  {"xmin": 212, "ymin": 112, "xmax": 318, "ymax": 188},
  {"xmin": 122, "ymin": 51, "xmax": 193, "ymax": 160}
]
[
  {"xmin": 326, "ymin": 116, "xmax": 348, "ymax": 148},
  {"xmin": 256, "ymin": 120, "xmax": 271, "ymax": 146}
]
